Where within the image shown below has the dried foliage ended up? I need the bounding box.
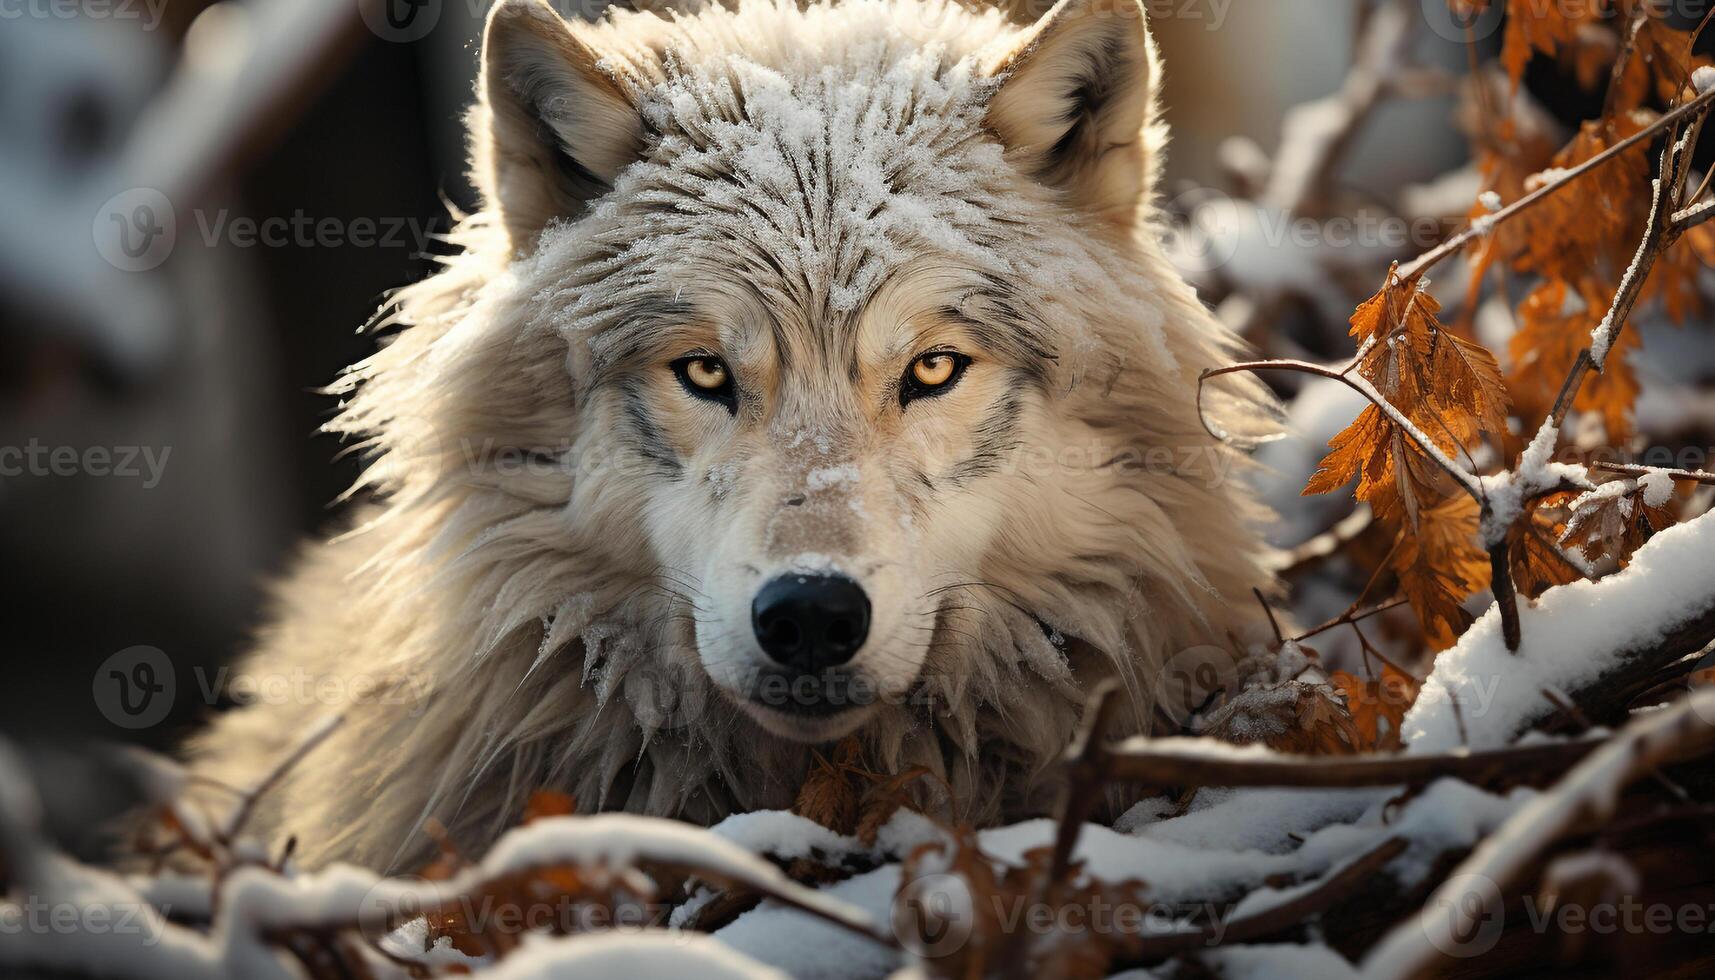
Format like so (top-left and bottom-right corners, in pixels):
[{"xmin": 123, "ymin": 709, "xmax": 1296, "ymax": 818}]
[{"xmin": 11, "ymin": 4, "xmax": 1715, "ymax": 980}]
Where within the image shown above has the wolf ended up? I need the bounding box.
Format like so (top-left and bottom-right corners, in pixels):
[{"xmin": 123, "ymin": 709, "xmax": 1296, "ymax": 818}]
[{"xmin": 183, "ymin": 0, "xmax": 1278, "ymax": 872}]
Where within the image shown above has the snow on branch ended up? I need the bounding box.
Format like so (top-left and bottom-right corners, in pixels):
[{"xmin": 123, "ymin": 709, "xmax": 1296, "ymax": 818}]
[{"xmin": 1405, "ymin": 512, "xmax": 1715, "ymax": 754}]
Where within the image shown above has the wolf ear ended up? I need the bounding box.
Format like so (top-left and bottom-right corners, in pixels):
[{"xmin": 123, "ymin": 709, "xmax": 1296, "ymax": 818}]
[
  {"xmin": 476, "ymin": 0, "xmax": 644, "ymax": 255},
  {"xmin": 985, "ymin": 0, "xmax": 1162, "ymax": 223}
]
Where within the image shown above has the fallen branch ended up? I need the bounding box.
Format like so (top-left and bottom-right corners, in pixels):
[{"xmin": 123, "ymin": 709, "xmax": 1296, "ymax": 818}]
[
  {"xmin": 1094, "ymin": 735, "xmax": 1608, "ymax": 793},
  {"xmin": 1361, "ymin": 688, "xmax": 1715, "ymax": 980},
  {"xmin": 1122, "ymin": 836, "xmax": 1409, "ymax": 964}
]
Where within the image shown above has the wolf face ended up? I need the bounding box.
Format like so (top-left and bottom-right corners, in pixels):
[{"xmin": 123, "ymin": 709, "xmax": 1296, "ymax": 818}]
[
  {"xmin": 473, "ymin": 0, "xmax": 1199, "ymax": 741},
  {"xmin": 185, "ymin": 0, "xmax": 1279, "ymax": 871}
]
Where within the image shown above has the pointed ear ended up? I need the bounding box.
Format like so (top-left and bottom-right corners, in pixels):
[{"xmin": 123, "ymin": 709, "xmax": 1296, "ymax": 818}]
[
  {"xmin": 475, "ymin": 0, "xmax": 644, "ymax": 256},
  {"xmin": 985, "ymin": 0, "xmax": 1162, "ymax": 223}
]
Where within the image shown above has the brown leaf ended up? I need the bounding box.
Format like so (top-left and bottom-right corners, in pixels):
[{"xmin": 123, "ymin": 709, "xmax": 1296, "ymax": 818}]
[
  {"xmin": 1508, "ymin": 279, "xmax": 1641, "ymax": 441},
  {"xmin": 521, "ymin": 789, "xmax": 577, "ymax": 824},
  {"xmin": 1329, "ymin": 662, "xmax": 1420, "ymax": 751},
  {"xmin": 792, "ymin": 737, "xmax": 865, "ymax": 834},
  {"xmin": 1562, "ymin": 479, "xmax": 1679, "ymax": 567},
  {"xmin": 1392, "ymin": 495, "xmax": 1491, "ymax": 649}
]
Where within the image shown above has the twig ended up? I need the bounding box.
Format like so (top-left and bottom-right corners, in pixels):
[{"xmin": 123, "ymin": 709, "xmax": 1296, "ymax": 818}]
[
  {"xmin": 1046, "ymin": 681, "xmax": 1126, "ymax": 884},
  {"xmin": 1253, "ymin": 588, "xmax": 1286, "ymax": 645},
  {"xmin": 1292, "ymin": 596, "xmax": 1410, "ymax": 643},
  {"xmin": 220, "ymin": 713, "xmax": 345, "ymax": 847},
  {"xmin": 1396, "ymin": 84, "xmax": 1715, "ymax": 281},
  {"xmin": 1093, "ymin": 734, "xmax": 1607, "ymax": 792},
  {"xmin": 1361, "ymin": 688, "xmax": 1715, "ymax": 980},
  {"xmin": 1592, "ymin": 460, "xmax": 1715, "ymax": 487},
  {"xmin": 1197, "ymin": 359, "xmax": 1484, "ymax": 503},
  {"xmin": 1120, "ymin": 836, "xmax": 1408, "ymax": 963},
  {"xmin": 1271, "ymin": 506, "xmax": 1375, "ymax": 576}
]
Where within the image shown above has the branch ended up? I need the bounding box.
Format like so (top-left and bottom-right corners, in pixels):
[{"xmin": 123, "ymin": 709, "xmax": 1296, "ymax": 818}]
[
  {"xmin": 1121, "ymin": 836, "xmax": 1409, "ymax": 963},
  {"xmin": 1396, "ymin": 83, "xmax": 1715, "ymax": 281},
  {"xmin": 1093, "ymin": 735, "xmax": 1605, "ymax": 792},
  {"xmin": 1197, "ymin": 359, "xmax": 1483, "ymax": 502},
  {"xmin": 1291, "ymin": 595, "xmax": 1410, "ymax": 643},
  {"xmin": 1592, "ymin": 460, "xmax": 1715, "ymax": 487},
  {"xmin": 1361, "ymin": 689, "xmax": 1715, "ymax": 980}
]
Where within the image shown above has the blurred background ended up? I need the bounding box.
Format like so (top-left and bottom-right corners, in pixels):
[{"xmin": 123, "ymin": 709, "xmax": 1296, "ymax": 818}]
[{"xmin": 8, "ymin": 0, "xmax": 1684, "ymax": 852}]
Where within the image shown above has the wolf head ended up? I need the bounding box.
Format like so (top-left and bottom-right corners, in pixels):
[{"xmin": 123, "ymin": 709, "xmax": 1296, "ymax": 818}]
[{"xmin": 320, "ymin": 0, "xmax": 1274, "ymax": 855}]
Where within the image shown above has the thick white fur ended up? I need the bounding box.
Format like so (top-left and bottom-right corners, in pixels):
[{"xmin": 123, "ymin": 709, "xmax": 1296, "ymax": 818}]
[{"xmin": 183, "ymin": 0, "xmax": 1278, "ymax": 872}]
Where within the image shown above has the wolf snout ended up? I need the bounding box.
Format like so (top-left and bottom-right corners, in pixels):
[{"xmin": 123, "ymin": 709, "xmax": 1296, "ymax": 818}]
[{"xmin": 750, "ymin": 574, "xmax": 871, "ymax": 674}]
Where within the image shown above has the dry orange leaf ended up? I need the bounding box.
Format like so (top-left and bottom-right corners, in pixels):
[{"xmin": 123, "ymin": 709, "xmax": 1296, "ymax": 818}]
[
  {"xmin": 1391, "ymin": 495, "xmax": 1492, "ymax": 649},
  {"xmin": 1509, "ymin": 279, "xmax": 1641, "ymax": 440},
  {"xmin": 521, "ymin": 789, "xmax": 577, "ymax": 823},
  {"xmin": 1562, "ymin": 479, "xmax": 1678, "ymax": 567},
  {"xmin": 1329, "ymin": 662, "xmax": 1420, "ymax": 751},
  {"xmin": 1500, "ymin": 0, "xmax": 1599, "ymax": 91},
  {"xmin": 1508, "ymin": 493, "xmax": 1586, "ymax": 598}
]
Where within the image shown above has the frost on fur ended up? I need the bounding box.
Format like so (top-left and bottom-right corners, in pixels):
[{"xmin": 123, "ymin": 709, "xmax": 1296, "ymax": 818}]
[{"xmin": 182, "ymin": 0, "xmax": 1278, "ymax": 873}]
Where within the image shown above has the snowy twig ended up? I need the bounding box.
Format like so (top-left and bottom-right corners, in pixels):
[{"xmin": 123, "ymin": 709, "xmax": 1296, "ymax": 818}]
[
  {"xmin": 1363, "ymin": 688, "xmax": 1715, "ymax": 980},
  {"xmin": 219, "ymin": 714, "xmax": 344, "ymax": 849},
  {"xmin": 1197, "ymin": 359, "xmax": 1484, "ymax": 502},
  {"xmin": 1120, "ymin": 836, "xmax": 1408, "ymax": 965},
  {"xmin": 1396, "ymin": 84, "xmax": 1715, "ymax": 281},
  {"xmin": 1094, "ymin": 733, "xmax": 1605, "ymax": 793},
  {"xmin": 1591, "ymin": 460, "xmax": 1715, "ymax": 488}
]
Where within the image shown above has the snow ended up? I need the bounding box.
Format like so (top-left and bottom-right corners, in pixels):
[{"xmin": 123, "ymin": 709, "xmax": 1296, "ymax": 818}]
[
  {"xmin": 1404, "ymin": 513, "xmax": 1715, "ymax": 753},
  {"xmin": 1695, "ymin": 65, "xmax": 1715, "ymax": 94},
  {"xmin": 706, "ymin": 809, "xmax": 864, "ymax": 862},
  {"xmin": 1199, "ymin": 942, "xmax": 1359, "ymax": 979},
  {"xmin": 1478, "ymin": 416, "xmax": 1589, "ymax": 546},
  {"xmin": 716, "ymin": 866, "xmax": 903, "ymax": 978},
  {"xmin": 806, "ymin": 464, "xmax": 861, "ymax": 492},
  {"xmin": 1138, "ymin": 787, "xmax": 1377, "ymax": 855},
  {"xmin": 1477, "ymin": 190, "xmax": 1502, "ymax": 212},
  {"xmin": 1639, "ymin": 470, "xmax": 1675, "ymax": 508},
  {"xmin": 1591, "ymin": 172, "xmax": 1669, "ymax": 369},
  {"xmin": 484, "ymin": 932, "xmax": 789, "ymax": 979}
]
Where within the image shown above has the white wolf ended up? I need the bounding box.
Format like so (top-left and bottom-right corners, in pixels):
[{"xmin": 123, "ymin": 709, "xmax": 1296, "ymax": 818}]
[{"xmin": 185, "ymin": 0, "xmax": 1278, "ymax": 871}]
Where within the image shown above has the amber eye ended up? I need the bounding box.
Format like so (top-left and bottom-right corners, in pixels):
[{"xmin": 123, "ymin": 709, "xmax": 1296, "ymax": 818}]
[
  {"xmin": 900, "ymin": 351, "xmax": 970, "ymax": 406},
  {"xmin": 670, "ymin": 355, "xmax": 737, "ymax": 413},
  {"xmin": 685, "ymin": 358, "xmax": 727, "ymax": 389}
]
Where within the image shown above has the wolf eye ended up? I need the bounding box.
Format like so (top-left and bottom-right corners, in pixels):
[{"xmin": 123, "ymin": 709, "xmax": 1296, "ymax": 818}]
[
  {"xmin": 900, "ymin": 351, "xmax": 970, "ymax": 406},
  {"xmin": 671, "ymin": 355, "xmax": 737, "ymax": 412}
]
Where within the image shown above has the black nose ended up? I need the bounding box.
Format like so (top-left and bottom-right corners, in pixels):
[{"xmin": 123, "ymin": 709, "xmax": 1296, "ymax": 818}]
[{"xmin": 751, "ymin": 574, "xmax": 871, "ymax": 673}]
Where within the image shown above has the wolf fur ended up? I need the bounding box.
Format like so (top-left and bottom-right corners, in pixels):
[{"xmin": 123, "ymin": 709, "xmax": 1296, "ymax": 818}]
[{"xmin": 184, "ymin": 0, "xmax": 1278, "ymax": 872}]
